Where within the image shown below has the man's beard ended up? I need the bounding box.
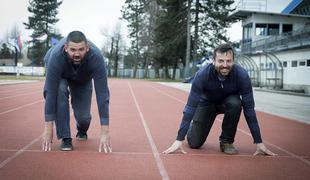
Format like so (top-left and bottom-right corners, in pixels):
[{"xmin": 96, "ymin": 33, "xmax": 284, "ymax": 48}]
[
  {"xmin": 72, "ymin": 58, "xmax": 81, "ymax": 65},
  {"xmin": 219, "ymin": 67, "xmax": 231, "ymax": 76},
  {"xmin": 70, "ymin": 55, "xmax": 83, "ymax": 65}
]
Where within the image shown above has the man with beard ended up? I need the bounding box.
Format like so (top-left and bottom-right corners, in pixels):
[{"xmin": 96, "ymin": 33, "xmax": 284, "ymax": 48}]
[
  {"xmin": 163, "ymin": 43, "xmax": 276, "ymax": 156},
  {"xmin": 42, "ymin": 31, "xmax": 111, "ymax": 153}
]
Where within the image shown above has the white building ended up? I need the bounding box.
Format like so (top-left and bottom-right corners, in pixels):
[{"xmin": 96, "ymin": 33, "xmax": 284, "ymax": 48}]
[{"xmin": 230, "ymin": 0, "xmax": 310, "ymax": 94}]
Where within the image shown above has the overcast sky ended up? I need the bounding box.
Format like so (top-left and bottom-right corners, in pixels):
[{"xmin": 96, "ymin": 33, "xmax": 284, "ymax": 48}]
[
  {"xmin": 0, "ymin": 0, "xmax": 291, "ymax": 47},
  {"xmin": 0, "ymin": 0, "xmax": 126, "ymax": 47}
]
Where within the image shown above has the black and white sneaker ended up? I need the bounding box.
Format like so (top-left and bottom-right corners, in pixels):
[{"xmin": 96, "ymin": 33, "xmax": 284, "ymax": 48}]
[
  {"xmin": 76, "ymin": 132, "xmax": 88, "ymax": 141},
  {"xmin": 60, "ymin": 138, "xmax": 73, "ymax": 151}
]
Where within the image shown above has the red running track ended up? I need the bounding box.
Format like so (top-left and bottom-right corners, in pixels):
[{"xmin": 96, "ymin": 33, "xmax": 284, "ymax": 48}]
[{"xmin": 0, "ymin": 79, "xmax": 309, "ymax": 180}]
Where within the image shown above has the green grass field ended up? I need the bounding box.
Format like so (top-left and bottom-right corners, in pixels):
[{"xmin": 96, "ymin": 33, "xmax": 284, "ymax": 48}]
[{"xmin": 0, "ymin": 75, "xmax": 45, "ymax": 81}]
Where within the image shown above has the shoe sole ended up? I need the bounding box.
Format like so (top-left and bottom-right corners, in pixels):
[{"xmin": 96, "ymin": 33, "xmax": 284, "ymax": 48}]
[
  {"xmin": 76, "ymin": 137, "xmax": 87, "ymax": 141},
  {"xmin": 60, "ymin": 147, "xmax": 73, "ymax": 151},
  {"xmin": 220, "ymin": 149, "xmax": 238, "ymax": 155}
]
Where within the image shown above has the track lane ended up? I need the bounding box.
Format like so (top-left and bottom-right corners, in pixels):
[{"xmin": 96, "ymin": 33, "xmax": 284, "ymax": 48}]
[
  {"xmin": 0, "ymin": 79, "xmax": 309, "ymax": 180},
  {"xmin": 0, "ymin": 80, "xmax": 163, "ymax": 180},
  {"xmin": 130, "ymin": 80, "xmax": 310, "ymax": 180}
]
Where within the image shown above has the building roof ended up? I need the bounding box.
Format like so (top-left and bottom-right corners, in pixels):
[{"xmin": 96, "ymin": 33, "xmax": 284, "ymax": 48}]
[
  {"xmin": 229, "ymin": 10, "xmax": 310, "ymax": 21},
  {"xmin": 282, "ymin": 0, "xmax": 303, "ymax": 14}
]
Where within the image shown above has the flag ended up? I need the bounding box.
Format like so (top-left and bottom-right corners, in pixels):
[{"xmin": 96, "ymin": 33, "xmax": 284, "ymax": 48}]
[
  {"xmin": 8, "ymin": 37, "xmax": 21, "ymax": 52},
  {"xmin": 34, "ymin": 33, "xmax": 48, "ymax": 41},
  {"xmin": 16, "ymin": 36, "xmax": 22, "ymax": 51}
]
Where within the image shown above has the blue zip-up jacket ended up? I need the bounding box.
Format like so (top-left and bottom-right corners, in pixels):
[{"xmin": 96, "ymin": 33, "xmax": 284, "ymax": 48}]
[
  {"xmin": 177, "ymin": 63, "xmax": 262, "ymax": 143},
  {"xmin": 44, "ymin": 38, "xmax": 110, "ymax": 125}
]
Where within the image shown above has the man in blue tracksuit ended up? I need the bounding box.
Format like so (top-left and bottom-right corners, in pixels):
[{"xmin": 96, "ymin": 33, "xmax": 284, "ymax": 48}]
[
  {"xmin": 42, "ymin": 31, "xmax": 111, "ymax": 153},
  {"xmin": 164, "ymin": 44, "xmax": 276, "ymax": 156}
]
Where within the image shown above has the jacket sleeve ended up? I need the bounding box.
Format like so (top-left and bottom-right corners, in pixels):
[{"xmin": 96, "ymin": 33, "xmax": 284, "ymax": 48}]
[
  {"xmin": 92, "ymin": 53, "xmax": 110, "ymax": 125},
  {"xmin": 176, "ymin": 73, "xmax": 204, "ymax": 141},
  {"xmin": 239, "ymin": 70, "xmax": 262, "ymax": 143},
  {"xmin": 44, "ymin": 50, "xmax": 63, "ymax": 122}
]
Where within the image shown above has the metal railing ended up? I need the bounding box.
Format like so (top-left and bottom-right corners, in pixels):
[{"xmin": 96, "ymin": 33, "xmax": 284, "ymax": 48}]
[
  {"xmin": 241, "ymin": 25, "xmax": 310, "ymax": 54},
  {"xmin": 236, "ymin": 0, "xmax": 267, "ymax": 12}
]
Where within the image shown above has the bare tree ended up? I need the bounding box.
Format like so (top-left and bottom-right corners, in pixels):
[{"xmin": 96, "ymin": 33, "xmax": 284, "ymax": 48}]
[{"xmin": 100, "ymin": 22, "xmax": 126, "ymax": 77}]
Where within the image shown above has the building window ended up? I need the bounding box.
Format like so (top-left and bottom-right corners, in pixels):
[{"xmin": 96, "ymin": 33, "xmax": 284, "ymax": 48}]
[
  {"xmin": 260, "ymin": 63, "xmax": 264, "ymax": 69},
  {"xmin": 292, "ymin": 61, "xmax": 298, "ymax": 67},
  {"xmin": 274, "ymin": 62, "xmax": 277, "ymax": 69},
  {"xmin": 268, "ymin": 24, "xmax": 279, "ymax": 36},
  {"xmin": 283, "ymin": 24, "xmax": 293, "ymax": 34},
  {"xmin": 243, "ymin": 23, "xmax": 252, "ymax": 42},
  {"xmin": 255, "ymin": 24, "xmax": 280, "ymax": 36},
  {"xmin": 307, "ymin": 59, "xmax": 310, "ymax": 66},
  {"xmin": 283, "ymin": 61, "xmax": 287, "ymax": 67},
  {"xmin": 269, "ymin": 62, "xmax": 273, "ymax": 69},
  {"xmin": 256, "ymin": 24, "xmax": 267, "ymax": 36},
  {"xmin": 299, "ymin": 61, "xmax": 306, "ymax": 66}
]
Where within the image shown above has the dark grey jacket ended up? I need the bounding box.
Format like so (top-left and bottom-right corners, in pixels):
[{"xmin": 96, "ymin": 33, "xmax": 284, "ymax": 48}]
[{"xmin": 43, "ymin": 38, "xmax": 109, "ymax": 125}]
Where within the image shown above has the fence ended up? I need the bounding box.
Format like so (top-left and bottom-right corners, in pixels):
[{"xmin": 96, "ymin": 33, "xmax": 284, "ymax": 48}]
[
  {"xmin": 110, "ymin": 68, "xmax": 185, "ymax": 79},
  {"xmin": 0, "ymin": 66, "xmax": 188, "ymax": 80},
  {"xmin": 0, "ymin": 66, "xmax": 45, "ymax": 76}
]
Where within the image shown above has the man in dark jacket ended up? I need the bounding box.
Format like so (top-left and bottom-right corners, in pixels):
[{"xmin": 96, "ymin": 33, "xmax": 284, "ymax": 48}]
[
  {"xmin": 164, "ymin": 43, "xmax": 276, "ymax": 156},
  {"xmin": 42, "ymin": 31, "xmax": 111, "ymax": 153}
]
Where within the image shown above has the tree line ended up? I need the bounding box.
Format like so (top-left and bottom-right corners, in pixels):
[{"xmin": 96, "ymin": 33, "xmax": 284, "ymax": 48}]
[
  {"xmin": 121, "ymin": 0, "xmax": 235, "ymax": 79},
  {"xmin": 1, "ymin": 0, "xmax": 235, "ymax": 80}
]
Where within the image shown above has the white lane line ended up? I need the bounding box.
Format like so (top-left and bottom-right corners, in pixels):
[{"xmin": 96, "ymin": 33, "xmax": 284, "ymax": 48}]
[
  {"xmin": 0, "ymin": 87, "xmax": 91, "ymax": 169},
  {"xmin": 0, "ymin": 98, "xmax": 76, "ymax": 168},
  {"xmin": 0, "ymin": 90, "xmax": 42, "ymax": 100},
  {"xmin": 0, "ymin": 135, "xmax": 42, "ymax": 169},
  {"xmin": 0, "ymin": 85, "xmax": 42, "ymax": 94},
  {"xmin": 0, "ymin": 88, "xmax": 31, "ymax": 94},
  {"xmin": 128, "ymin": 82, "xmax": 170, "ymax": 180},
  {"xmin": 151, "ymin": 85, "xmax": 310, "ymax": 166},
  {"xmin": 0, "ymin": 99, "xmax": 43, "ymax": 116},
  {"xmin": 215, "ymin": 118, "xmax": 310, "ymax": 166},
  {"xmin": 0, "ymin": 148, "xmax": 306, "ymax": 159},
  {"xmin": 0, "ymin": 98, "xmax": 44, "ymax": 168}
]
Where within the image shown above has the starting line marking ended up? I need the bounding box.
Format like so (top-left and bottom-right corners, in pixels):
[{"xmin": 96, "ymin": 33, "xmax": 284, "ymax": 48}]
[{"xmin": 0, "ymin": 148, "xmax": 307, "ymax": 159}]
